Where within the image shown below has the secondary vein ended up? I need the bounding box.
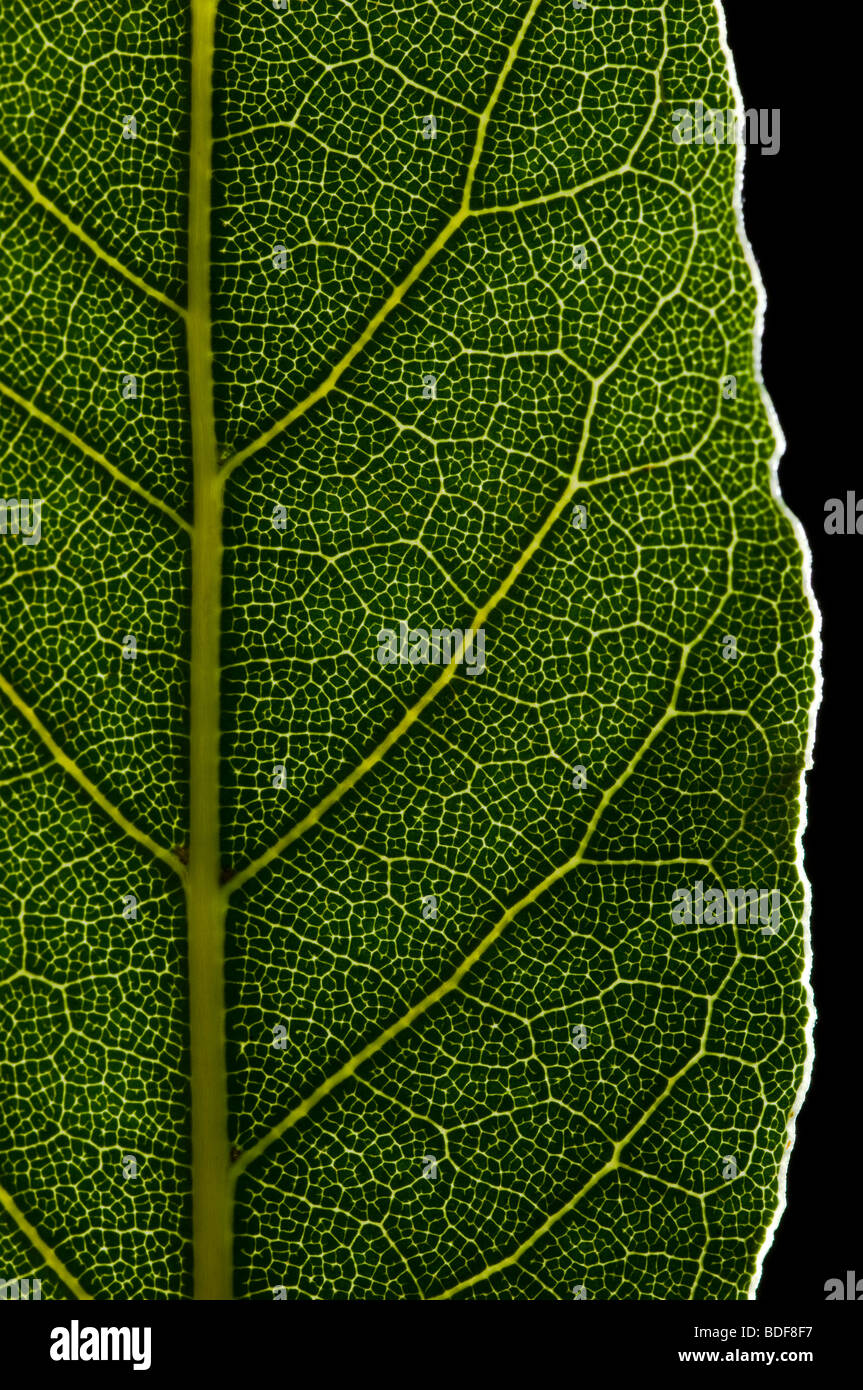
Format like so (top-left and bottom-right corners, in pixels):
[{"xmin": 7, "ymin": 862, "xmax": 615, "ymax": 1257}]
[
  {"xmin": 0, "ymin": 378, "xmax": 192, "ymax": 534},
  {"xmin": 0, "ymin": 149, "xmax": 186, "ymax": 317},
  {"xmin": 0, "ymin": 669, "xmax": 183, "ymax": 877},
  {"xmin": 231, "ymin": 569, "xmax": 733, "ymax": 1181},
  {"xmin": 0, "ymin": 1179, "xmax": 92, "ymax": 1300},
  {"xmin": 218, "ymin": 0, "xmax": 543, "ymax": 481}
]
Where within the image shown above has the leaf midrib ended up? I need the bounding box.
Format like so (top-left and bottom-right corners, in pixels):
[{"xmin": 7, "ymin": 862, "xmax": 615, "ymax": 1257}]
[{"xmin": 186, "ymin": 0, "xmax": 230, "ymax": 1302}]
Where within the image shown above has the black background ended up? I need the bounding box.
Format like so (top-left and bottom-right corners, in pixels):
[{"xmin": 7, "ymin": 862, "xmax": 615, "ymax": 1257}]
[{"xmin": 722, "ymin": 0, "xmax": 859, "ymax": 1301}]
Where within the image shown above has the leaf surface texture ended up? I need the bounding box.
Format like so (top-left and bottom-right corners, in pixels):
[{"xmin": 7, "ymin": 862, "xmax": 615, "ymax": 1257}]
[{"xmin": 0, "ymin": 0, "xmax": 814, "ymax": 1300}]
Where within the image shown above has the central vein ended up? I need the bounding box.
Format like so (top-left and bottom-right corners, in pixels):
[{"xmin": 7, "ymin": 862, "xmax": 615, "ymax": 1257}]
[{"xmin": 186, "ymin": 0, "xmax": 230, "ymax": 1301}]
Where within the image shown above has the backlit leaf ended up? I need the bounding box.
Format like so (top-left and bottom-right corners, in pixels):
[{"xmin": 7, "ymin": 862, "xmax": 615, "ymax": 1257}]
[{"xmin": 0, "ymin": 0, "xmax": 816, "ymax": 1300}]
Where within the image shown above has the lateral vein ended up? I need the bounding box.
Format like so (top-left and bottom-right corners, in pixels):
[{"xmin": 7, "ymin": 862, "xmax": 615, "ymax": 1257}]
[
  {"xmin": 227, "ymin": 154, "xmax": 698, "ymax": 898},
  {"xmin": 0, "ymin": 379, "xmax": 192, "ymax": 535},
  {"xmin": 226, "ymin": 377, "xmax": 600, "ymax": 898},
  {"xmin": 0, "ymin": 149, "xmax": 185, "ymax": 317},
  {"xmin": 0, "ymin": 1179, "xmax": 93, "ymax": 1300},
  {"xmin": 219, "ymin": 0, "xmax": 542, "ymax": 480},
  {"xmin": 231, "ymin": 607, "xmax": 718, "ymax": 1180},
  {"xmin": 433, "ymin": 993, "xmax": 721, "ymax": 1299},
  {"xmin": 0, "ymin": 670, "xmax": 183, "ymax": 878}
]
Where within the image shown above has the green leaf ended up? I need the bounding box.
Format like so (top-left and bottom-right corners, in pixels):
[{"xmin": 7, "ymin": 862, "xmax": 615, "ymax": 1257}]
[{"xmin": 0, "ymin": 0, "xmax": 816, "ymax": 1301}]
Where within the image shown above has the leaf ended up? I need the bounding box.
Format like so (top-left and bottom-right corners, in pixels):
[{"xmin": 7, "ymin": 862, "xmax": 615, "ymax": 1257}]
[{"xmin": 0, "ymin": 0, "xmax": 816, "ymax": 1301}]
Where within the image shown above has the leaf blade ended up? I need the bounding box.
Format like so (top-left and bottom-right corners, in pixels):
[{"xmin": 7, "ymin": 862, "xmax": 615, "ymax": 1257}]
[{"xmin": 0, "ymin": 0, "xmax": 815, "ymax": 1302}]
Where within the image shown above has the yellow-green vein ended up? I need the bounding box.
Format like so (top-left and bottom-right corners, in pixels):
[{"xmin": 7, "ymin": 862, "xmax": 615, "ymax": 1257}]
[
  {"xmin": 0, "ymin": 379, "xmax": 192, "ymax": 535},
  {"xmin": 186, "ymin": 0, "xmax": 232, "ymax": 1303},
  {"xmin": 218, "ymin": 0, "xmax": 542, "ymax": 481},
  {"xmin": 0, "ymin": 1179, "xmax": 92, "ymax": 1300},
  {"xmin": 0, "ymin": 149, "xmax": 185, "ymax": 318},
  {"xmin": 0, "ymin": 670, "xmax": 183, "ymax": 877},
  {"xmin": 231, "ymin": 563, "xmax": 733, "ymax": 1181}
]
